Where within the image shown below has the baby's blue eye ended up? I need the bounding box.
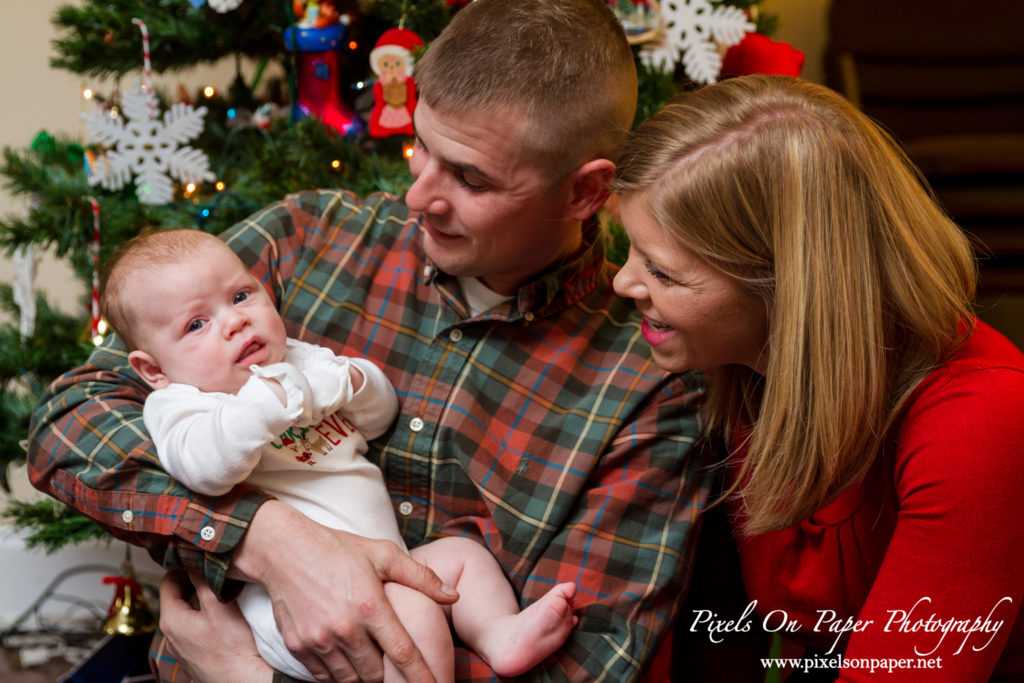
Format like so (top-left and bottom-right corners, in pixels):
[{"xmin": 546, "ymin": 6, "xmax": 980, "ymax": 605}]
[
  {"xmin": 187, "ymin": 320, "xmax": 205, "ymax": 333},
  {"xmin": 234, "ymin": 291, "xmax": 249, "ymax": 304}
]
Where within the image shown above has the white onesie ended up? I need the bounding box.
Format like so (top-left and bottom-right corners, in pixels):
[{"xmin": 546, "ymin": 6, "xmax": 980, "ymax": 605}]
[{"xmin": 144, "ymin": 338, "xmax": 403, "ymax": 680}]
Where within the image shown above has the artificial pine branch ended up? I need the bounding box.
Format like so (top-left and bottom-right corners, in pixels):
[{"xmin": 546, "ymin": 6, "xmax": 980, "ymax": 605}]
[
  {"xmin": 1, "ymin": 499, "xmax": 110, "ymax": 553},
  {"xmin": 50, "ymin": 0, "xmax": 291, "ymax": 77},
  {"xmin": 355, "ymin": 0, "xmax": 453, "ymax": 40},
  {"xmin": 0, "ymin": 286, "xmax": 92, "ymax": 386},
  {"xmin": 0, "ymin": 392, "xmax": 35, "ymax": 493},
  {"xmin": 0, "ymin": 285, "xmax": 92, "ymax": 493}
]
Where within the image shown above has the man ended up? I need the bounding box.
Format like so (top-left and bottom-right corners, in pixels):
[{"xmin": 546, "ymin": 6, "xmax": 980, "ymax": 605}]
[{"xmin": 28, "ymin": 1, "xmax": 712, "ymax": 680}]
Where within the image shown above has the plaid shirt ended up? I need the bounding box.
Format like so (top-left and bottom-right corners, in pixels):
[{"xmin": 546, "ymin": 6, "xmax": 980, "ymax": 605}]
[{"xmin": 29, "ymin": 189, "xmax": 713, "ymax": 682}]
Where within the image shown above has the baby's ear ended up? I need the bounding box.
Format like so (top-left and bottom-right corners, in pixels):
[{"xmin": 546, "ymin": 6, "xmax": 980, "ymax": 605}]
[{"xmin": 128, "ymin": 350, "xmax": 169, "ymax": 390}]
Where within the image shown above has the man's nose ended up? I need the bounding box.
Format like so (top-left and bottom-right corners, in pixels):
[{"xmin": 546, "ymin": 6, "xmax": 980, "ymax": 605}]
[{"xmin": 405, "ymin": 162, "xmax": 450, "ymax": 216}]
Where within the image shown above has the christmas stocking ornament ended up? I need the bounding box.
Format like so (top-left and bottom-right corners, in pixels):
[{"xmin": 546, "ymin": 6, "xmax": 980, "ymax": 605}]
[{"xmin": 285, "ymin": 6, "xmax": 359, "ymax": 135}]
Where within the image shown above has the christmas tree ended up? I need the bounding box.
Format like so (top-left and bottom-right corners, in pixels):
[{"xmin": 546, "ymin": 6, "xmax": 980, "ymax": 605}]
[{"xmin": 0, "ymin": 0, "xmax": 780, "ymax": 551}]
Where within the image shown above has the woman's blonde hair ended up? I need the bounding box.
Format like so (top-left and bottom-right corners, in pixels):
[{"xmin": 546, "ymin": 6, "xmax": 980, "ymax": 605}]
[{"xmin": 612, "ymin": 75, "xmax": 976, "ymax": 534}]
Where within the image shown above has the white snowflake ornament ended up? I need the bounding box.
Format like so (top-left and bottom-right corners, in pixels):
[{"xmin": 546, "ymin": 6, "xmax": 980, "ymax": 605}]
[
  {"xmin": 643, "ymin": 0, "xmax": 756, "ymax": 84},
  {"xmin": 208, "ymin": 0, "xmax": 245, "ymax": 12},
  {"xmin": 80, "ymin": 83, "xmax": 214, "ymax": 205}
]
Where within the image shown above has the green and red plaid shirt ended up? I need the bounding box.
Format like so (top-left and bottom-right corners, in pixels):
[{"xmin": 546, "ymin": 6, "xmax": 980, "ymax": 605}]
[{"xmin": 29, "ymin": 189, "xmax": 713, "ymax": 681}]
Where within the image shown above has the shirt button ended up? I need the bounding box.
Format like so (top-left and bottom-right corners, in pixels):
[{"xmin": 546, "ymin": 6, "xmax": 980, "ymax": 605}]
[
  {"xmin": 409, "ymin": 417, "xmax": 424, "ymax": 432},
  {"xmin": 422, "ymin": 264, "xmax": 434, "ymax": 278},
  {"xmin": 200, "ymin": 526, "xmax": 216, "ymax": 541},
  {"xmin": 398, "ymin": 501, "xmax": 414, "ymax": 516},
  {"xmin": 121, "ymin": 510, "xmax": 134, "ymax": 524},
  {"xmin": 524, "ymin": 312, "xmax": 535, "ymax": 322},
  {"xmin": 449, "ymin": 329, "xmax": 463, "ymax": 342}
]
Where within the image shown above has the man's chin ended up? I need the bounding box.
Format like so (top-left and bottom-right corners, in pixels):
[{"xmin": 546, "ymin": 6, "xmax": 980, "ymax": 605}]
[{"xmin": 423, "ymin": 239, "xmax": 471, "ymax": 273}]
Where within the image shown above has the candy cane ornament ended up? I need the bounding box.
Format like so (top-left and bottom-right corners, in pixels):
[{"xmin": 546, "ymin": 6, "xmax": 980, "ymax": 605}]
[
  {"xmin": 131, "ymin": 17, "xmax": 156, "ymax": 120},
  {"xmin": 84, "ymin": 196, "xmax": 102, "ymax": 341}
]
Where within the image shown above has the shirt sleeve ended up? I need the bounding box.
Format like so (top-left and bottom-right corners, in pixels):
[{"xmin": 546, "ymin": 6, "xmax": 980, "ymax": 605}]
[
  {"xmin": 284, "ymin": 338, "xmax": 399, "ymax": 437},
  {"xmin": 839, "ymin": 365, "xmax": 1024, "ymax": 682},
  {"xmin": 457, "ymin": 374, "xmax": 716, "ymax": 683},
  {"xmin": 145, "ymin": 377, "xmax": 307, "ymax": 497},
  {"xmin": 340, "ymin": 357, "xmax": 400, "ymax": 439},
  {"xmin": 24, "ymin": 194, "xmax": 318, "ymax": 599},
  {"xmin": 26, "ymin": 339, "xmax": 274, "ymax": 599}
]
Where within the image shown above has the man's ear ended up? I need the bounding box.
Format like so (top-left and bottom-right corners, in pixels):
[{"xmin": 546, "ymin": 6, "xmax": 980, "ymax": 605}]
[
  {"xmin": 564, "ymin": 158, "xmax": 615, "ymax": 221},
  {"xmin": 128, "ymin": 350, "xmax": 169, "ymax": 390}
]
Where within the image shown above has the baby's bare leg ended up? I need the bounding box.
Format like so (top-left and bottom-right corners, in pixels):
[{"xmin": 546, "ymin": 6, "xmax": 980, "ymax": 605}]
[
  {"xmin": 382, "ymin": 581, "xmax": 454, "ymax": 683},
  {"xmin": 411, "ymin": 536, "xmax": 577, "ymax": 678}
]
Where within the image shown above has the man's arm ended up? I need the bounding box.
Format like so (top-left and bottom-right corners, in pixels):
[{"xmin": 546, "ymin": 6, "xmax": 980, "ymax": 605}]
[
  {"xmin": 145, "ymin": 370, "xmax": 316, "ymax": 496},
  {"xmin": 29, "ymin": 190, "xmax": 456, "ymax": 682},
  {"xmin": 457, "ymin": 372, "xmax": 716, "ymax": 683},
  {"xmin": 28, "ymin": 339, "xmax": 271, "ymax": 596}
]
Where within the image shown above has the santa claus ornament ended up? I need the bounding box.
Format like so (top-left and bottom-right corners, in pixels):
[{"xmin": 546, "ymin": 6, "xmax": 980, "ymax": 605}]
[{"xmin": 368, "ymin": 27, "xmax": 424, "ymax": 138}]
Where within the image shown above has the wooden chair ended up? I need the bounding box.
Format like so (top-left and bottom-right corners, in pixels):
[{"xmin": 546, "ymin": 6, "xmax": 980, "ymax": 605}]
[{"xmin": 825, "ymin": 0, "xmax": 1024, "ymax": 290}]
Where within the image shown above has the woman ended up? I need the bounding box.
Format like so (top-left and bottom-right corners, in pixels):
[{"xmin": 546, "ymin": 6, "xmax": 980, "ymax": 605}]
[{"xmin": 612, "ymin": 75, "xmax": 1024, "ymax": 681}]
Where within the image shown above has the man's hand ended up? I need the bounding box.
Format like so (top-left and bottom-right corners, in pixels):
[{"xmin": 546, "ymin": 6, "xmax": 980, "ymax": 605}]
[
  {"xmin": 159, "ymin": 571, "xmax": 274, "ymax": 683},
  {"xmin": 232, "ymin": 500, "xmax": 459, "ymax": 682}
]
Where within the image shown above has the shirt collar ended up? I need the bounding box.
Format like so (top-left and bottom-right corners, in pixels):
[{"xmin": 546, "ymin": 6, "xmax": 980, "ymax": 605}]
[
  {"xmin": 513, "ymin": 217, "xmax": 606, "ymax": 320},
  {"xmin": 421, "ymin": 217, "xmax": 608, "ymax": 323}
]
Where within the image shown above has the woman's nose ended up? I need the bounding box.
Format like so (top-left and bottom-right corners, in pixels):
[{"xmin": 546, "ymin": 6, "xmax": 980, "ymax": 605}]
[{"xmin": 613, "ymin": 254, "xmax": 646, "ymax": 301}]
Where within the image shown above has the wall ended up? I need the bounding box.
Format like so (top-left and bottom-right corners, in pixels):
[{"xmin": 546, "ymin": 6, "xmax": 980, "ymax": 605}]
[{"xmin": 764, "ymin": 0, "xmax": 829, "ymax": 85}]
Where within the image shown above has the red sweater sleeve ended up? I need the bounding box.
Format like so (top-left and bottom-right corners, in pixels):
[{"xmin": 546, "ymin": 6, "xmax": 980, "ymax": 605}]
[
  {"xmin": 735, "ymin": 323, "xmax": 1024, "ymax": 682},
  {"xmin": 840, "ymin": 334, "xmax": 1024, "ymax": 681}
]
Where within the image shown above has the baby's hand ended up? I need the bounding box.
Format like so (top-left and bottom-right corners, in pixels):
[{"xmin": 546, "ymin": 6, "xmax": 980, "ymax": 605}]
[
  {"xmin": 261, "ymin": 377, "xmax": 288, "ymax": 406},
  {"xmin": 349, "ymin": 364, "xmax": 364, "ymax": 392},
  {"xmin": 249, "ymin": 362, "xmax": 315, "ymax": 422}
]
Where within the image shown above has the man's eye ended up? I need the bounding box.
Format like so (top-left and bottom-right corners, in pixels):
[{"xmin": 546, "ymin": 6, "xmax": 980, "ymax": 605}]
[
  {"xmin": 234, "ymin": 291, "xmax": 249, "ymax": 304},
  {"xmin": 187, "ymin": 320, "xmax": 205, "ymax": 333},
  {"xmin": 459, "ymin": 176, "xmax": 486, "ymax": 192}
]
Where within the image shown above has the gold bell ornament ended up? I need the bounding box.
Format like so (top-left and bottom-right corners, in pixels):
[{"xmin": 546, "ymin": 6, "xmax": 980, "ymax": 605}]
[{"xmin": 102, "ymin": 546, "xmax": 157, "ymax": 636}]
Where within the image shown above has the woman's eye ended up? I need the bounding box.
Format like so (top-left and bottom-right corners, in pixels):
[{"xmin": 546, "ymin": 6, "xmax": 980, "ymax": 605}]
[
  {"xmin": 234, "ymin": 291, "xmax": 249, "ymax": 304},
  {"xmin": 644, "ymin": 260, "xmax": 673, "ymax": 282},
  {"xmin": 187, "ymin": 320, "xmax": 205, "ymax": 333}
]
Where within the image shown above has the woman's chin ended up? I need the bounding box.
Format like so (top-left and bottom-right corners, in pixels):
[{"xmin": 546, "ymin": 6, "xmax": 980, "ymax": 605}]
[{"xmin": 649, "ymin": 347, "xmax": 692, "ymax": 375}]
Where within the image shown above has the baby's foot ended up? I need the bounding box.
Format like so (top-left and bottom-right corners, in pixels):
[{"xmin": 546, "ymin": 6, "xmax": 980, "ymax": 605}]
[{"xmin": 479, "ymin": 582, "xmax": 578, "ymax": 677}]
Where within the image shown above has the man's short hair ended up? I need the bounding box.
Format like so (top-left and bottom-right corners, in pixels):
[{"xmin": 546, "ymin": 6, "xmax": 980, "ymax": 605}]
[{"xmin": 415, "ymin": 0, "xmax": 637, "ymax": 177}]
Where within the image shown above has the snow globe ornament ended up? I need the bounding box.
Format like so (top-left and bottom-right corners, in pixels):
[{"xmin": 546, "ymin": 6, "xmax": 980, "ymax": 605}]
[{"xmin": 368, "ymin": 27, "xmax": 424, "ymax": 138}]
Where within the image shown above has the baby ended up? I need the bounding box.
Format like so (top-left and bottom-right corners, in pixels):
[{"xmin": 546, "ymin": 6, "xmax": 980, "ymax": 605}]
[{"xmin": 100, "ymin": 228, "xmax": 576, "ymax": 681}]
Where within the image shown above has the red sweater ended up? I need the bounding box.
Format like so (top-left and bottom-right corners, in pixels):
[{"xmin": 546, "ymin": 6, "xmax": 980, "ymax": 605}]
[{"xmin": 733, "ymin": 321, "xmax": 1024, "ymax": 681}]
